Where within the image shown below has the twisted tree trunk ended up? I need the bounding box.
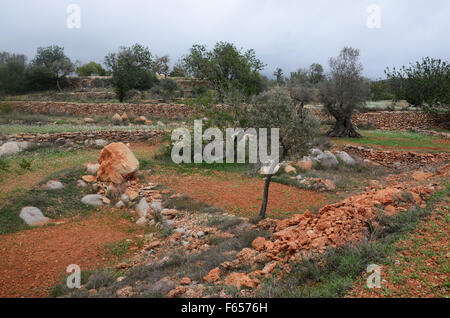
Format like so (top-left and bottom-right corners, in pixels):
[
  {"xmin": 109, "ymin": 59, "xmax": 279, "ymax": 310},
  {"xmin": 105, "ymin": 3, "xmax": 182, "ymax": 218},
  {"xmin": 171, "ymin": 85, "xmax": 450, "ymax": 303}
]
[{"xmin": 327, "ymin": 115, "xmax": 361, "ymax": 138}]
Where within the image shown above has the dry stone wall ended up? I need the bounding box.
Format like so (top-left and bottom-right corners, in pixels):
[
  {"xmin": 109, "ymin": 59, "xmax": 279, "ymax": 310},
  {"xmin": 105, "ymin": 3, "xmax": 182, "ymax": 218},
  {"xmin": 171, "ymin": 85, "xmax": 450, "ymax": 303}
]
[
  {"xmin": 1, "ymin": 129, "xmax": 167, "ymax": 145},
  {"xmin": 7, "ymin": 101, "xmax": 450, "ymax": 130}
]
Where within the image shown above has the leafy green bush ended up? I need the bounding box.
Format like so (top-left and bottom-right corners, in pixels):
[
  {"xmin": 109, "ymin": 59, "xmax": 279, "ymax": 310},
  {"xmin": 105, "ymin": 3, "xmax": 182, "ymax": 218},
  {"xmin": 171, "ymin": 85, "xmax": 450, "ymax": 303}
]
[{"xmin": 385, "ymin": 57, "xmax": 449, "ymax": 112}]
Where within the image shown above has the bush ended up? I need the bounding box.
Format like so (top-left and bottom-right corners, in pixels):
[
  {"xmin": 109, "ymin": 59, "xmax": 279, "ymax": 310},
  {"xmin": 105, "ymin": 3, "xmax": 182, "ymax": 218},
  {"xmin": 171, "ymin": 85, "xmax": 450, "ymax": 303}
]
[{"xmin": 0, "ymin": 102, "xmax": 12, "ymax": 113}]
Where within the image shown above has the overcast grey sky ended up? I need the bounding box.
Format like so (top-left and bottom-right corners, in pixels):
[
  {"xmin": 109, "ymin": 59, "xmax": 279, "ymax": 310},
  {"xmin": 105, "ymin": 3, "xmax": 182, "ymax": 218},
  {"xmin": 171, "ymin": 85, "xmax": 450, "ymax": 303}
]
[{"xmin": 1, "ymin": 0, "xmax": 449, "ymax": 79}]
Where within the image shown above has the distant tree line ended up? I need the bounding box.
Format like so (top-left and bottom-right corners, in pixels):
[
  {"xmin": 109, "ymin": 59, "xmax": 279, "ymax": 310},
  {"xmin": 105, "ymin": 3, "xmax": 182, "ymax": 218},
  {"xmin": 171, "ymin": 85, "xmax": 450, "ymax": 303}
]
[{"xmin": 1, "ymin": 43, "xmax": 448, "ymax": 135}]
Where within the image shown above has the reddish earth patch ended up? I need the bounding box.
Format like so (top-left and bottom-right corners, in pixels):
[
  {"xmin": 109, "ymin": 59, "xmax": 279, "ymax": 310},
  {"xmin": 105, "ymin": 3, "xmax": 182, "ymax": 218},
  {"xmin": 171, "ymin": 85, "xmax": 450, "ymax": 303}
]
[
  {"xmin": 149, "ymin": 171, "xmax": 330, "ymax": 219},
  {"xmin": 348, "ymin": 201, "xmax": 449, "ymax": 298},
  {"xmin": 0, "ymin": 214, "xmax": 136, "ymax": 298}
]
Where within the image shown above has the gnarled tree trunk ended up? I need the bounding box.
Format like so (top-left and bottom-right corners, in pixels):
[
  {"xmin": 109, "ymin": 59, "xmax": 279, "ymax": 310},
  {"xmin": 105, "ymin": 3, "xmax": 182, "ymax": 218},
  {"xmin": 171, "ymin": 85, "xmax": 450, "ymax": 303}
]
[{"xmin": 327, "ymin": 115, "xmax": 361, "ymax": 138}]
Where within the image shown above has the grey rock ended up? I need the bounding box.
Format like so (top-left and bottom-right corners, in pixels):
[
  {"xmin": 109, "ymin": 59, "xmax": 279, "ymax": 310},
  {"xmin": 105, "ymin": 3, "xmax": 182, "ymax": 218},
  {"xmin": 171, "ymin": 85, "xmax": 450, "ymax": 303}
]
[
  {"xmin": 136, "ymin": 217, "xmax": 147, "ymax": 226},
  {"xmin": 43, "ymin": 180, "xmax": 64, "ymax": 190},
  {"xmin": 314, "ymin": 151, "xmax": 338, "ymax": 168},
  {"xmin": 151, "ymin": 200, "xmax": 162, "ymax": 213},
  {"xmin": 136, "ymin": 198, "xmax": 150, "ymax": 218},
  {"xmin": 0, "ymin": 141, "xmax": 30, "ymax": 157},
  {"xmin": 94, "ymin": 139, "xmax": 109, "ymax": 148},
  {"xmin": 86, "ymin": 163, "xmax": 100, "ymax": 175},
  {"xmin": 196, "ymin": 231, "xmax": 205, "ymax": 238},
  {"xmin": 148, "ymin": 278, "xmax": 175, "ymax": 295},
  {"xmin": 19, "ymin": 207, "xmax": 50, "ymax": 226},
  {"xmin": 115, "ymin": 201, "xmax": 125, "ymax": 209},
  {"xmin": 120, "ymin": 193, "xmax": 130, "ymax": 204},
  {"xmin": 336, "ymin": 151, "xmax": 356, "ymax": 165},
  {"xmin": 81, "ymin": 194, "xmax": 104, "ymax": 207},
  {"xmin": 175, "ymin": 228, "xmax": 185, "ymax": 233},
  {"xmin": 309, "ymin": 148, "xmax": 323, "ymax": 158},
  {"xmin": 77, "ymin": 180, "xmax": 88, "ymax": 188}
]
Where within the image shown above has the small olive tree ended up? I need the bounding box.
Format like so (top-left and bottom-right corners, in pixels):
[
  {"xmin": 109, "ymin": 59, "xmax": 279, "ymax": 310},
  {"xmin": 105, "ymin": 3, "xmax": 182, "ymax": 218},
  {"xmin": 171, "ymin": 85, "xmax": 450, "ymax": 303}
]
[
  {"xmin": 249, "ymin": 89, "xmax": 320, "ymax": 220},
  {"xmin": 31, "ymin": 45, "xmax": 75, "ymax": 91},
  {"xmin": 320, "ymin": 47, "xmax": 369, "ymax": 138}
]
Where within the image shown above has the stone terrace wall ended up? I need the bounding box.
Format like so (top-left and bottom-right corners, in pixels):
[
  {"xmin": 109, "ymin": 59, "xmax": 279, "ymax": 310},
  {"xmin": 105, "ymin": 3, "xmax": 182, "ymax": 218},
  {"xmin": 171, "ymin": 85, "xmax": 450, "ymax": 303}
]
[
  {"xmin": 9, "ymin": 101, "xmax": 193, "ymax": 118},
  {"xmin": 7, "ymin": 101, "xmax": 450, "ymax": 130},
  {"xmin": 1, "ymin": 129, "xmax": 167, "ymax": 145},
  {"xmin": 312, "ymin": 109, "xmax": 450, "ymax": 131}
]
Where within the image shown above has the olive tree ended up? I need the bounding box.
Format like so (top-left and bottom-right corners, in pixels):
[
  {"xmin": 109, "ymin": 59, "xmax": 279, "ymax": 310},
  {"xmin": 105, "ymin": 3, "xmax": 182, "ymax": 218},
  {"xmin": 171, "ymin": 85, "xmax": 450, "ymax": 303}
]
[
  {"xmin": 182, "ymin": 42, "xmax": 265, "ymax": 100},
  {"xmin": 249, "ymin": 89, "xmax": 320, "ymax": 220},
  {"xmin": 320, "ymin": 47, "xmax": 369, "ymax": 138},
  {"xmin": 31, "ymin": 45, "xmax": 75, "ymax": 91},
  {"xmin": 105, "ymin": 44, "xmax": 157, "ymax": 102},
  {"xmin": 0, "ymin": 52, "xmax": 27, "ymax": 94}
]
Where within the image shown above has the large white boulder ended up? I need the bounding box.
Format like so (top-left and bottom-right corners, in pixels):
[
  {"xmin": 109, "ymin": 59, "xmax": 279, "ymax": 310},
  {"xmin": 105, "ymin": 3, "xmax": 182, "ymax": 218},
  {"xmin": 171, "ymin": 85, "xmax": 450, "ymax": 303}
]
[
  {"xmin": 314, "ymin": 151, "xmax": 339, "ymax": 168},
  {"xmin": 81, "ymin": 194, "xmax": 105, "ymax": 207},
  {"xmin": 19, "ymin": 207, "xmax": 50, "ymax": 226},
  {"xmin": 0, "ymin": 141, "xmax": 30, "ymax": 157},
  {"xmin": 336, "ymin": 151, "xmax": 356, "ymax": 166}
]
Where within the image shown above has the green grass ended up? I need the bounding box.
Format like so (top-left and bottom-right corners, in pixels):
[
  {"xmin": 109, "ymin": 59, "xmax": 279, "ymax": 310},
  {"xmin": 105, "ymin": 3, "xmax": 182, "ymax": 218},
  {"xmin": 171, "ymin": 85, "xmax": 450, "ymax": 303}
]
[
  {"xmin": 0, "ymin": 167, "xmax": 99, "ymax": 235},
  {"xmin": 338, "ymin": 130, "xmax": 450, "ymax": 152},
  {"xmin": 256, "ymin": 184, "xmax": 449, "ymax": 298}
]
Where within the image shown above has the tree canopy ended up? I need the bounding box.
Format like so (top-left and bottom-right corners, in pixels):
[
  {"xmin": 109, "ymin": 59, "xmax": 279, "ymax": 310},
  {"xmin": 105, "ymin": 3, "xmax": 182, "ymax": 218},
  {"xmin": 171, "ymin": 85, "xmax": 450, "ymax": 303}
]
[{"xmin": 182, "ymin": 42, "xmax": 266, "ymax": 100}]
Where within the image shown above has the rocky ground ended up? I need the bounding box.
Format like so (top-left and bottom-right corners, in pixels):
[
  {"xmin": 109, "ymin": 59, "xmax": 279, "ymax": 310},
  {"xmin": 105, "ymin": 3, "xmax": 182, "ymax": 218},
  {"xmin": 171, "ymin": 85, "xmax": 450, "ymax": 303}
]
[{"xmin": 0, "ymin": 132, "xmax": 448, "ymax": 298}]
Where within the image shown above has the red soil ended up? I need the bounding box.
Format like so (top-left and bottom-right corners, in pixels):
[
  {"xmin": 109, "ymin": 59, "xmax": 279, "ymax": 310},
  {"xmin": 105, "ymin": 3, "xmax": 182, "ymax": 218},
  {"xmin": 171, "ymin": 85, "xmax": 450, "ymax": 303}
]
[
  {"xmin": 0, "ymin": 214, "xmax": 136, "ymax": 298},
  {"xmin": 149, "ymin": 171, "xmax": 330, "ymax": 219}
]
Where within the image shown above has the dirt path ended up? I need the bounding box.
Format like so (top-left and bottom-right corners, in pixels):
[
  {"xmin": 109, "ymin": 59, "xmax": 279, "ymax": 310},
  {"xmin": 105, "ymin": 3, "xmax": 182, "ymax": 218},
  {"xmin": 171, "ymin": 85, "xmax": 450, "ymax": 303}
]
[
  {"xmin": 0, "ymin": 213, "xmax": 137, "ymax": 298},
  {"xmin": 150, "ymin": 171, "xmax": 331, "ymax": 219}
]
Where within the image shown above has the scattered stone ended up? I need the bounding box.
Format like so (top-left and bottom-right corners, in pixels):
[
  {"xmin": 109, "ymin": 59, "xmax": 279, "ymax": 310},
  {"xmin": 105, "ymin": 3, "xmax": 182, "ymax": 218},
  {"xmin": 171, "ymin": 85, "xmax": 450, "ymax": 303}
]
[
  {"xmin": 115, "ymin": 200, "xmax": 125, "ymax": 209},
  {"xmin": 136, "ymin": 217, "xmax": 147, "ymax": 226},
  {"xmin": 224, "ymin": 272, "xmax": 259, "ymax": 290},
  {"xmin": 125, "ymin": 189, "xmax": 138, "ymax": 201},
  {"xmin": 112, "ymin": 113, "xmax": 122, "ymax": 124},
  {"xmin": 82, "ymin": 175, "xmax": 97, "ymax": 183},
  {"xmin": 284, "ymin": 164, "xmax": 296, "ymax": 174},
  {"xmin": 84, "ymin": 117, "xmax": 95, "ymax": 124},
  {"xmin": 94, "ymin": 139, "xmax": 108, "ymax": 148},
  {"xmin": 314, "ymin": 151, "xmax": 339, "ymax": 168},
  {"xmin": 297, "ymin": 159, "xmax": 313, "ymax": 171},
  {"xmin": 196, "ymin": 231, "xmax": 205, "ymax": 238},
  {"xmin": 121, "ymin": 112, "xmax": 129, "ymax": 122},
  {"xmin": 43, "ymin": 180, "xmax": 64, "ymax": 190},
  {"xmin": 310, "ymin": 148, "xmax": 323, "ymax": 157},
  {"xmin": 136, "ymin": 198, "xmax": 150, "ymax": 218},
  {"xmin": 81, "ymin": 194, "xmax": 105, "ymax": 207},
  {"xmin": 336, "ymin": 151, "xmax": 356, "ymax": 165},
  {"xmin": 116, "ymin": 286, "xmax": 133, "ymax": 298},
  {"xmin": 203, "ymin": 267, "xmax": 221, "ymax": 283},
  {"xmin": 0, "ymin": 141, "xmax": 30, "ymax": 157},
  {"xmin": 180, "ymin": 277, "xmax": 191, "ymax": 285},
  {"xmin": 86, "ymin": 163, "xmax": 100, "ymax": 175},
  {"xmin": 77, "ymin": 180, "xmax": 88, "ymax": 188},
  {"xmin": 97, "ymin": 142, "xmax": 139, "ymax": 184},
  {"xmin": 251, "ymin": 237, "xmax": 267, "ymax": 252},
  {"xmin": 412, "ymin": 171, "xmax": 434, "ymax": 182},
  {"xmin": 135, "ymin": 116, "xmax": 147, "ymax": 124},
  {"xmin": 19, "ymin": 207, "xmax": 50, "ymax": 226}
]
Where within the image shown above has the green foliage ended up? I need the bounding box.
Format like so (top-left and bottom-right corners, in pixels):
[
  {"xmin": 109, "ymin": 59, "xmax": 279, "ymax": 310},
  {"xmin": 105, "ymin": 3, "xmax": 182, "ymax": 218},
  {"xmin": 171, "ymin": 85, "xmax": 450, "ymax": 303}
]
[
  {"xmin": 0, "ymin": 52, "xmax": 27, "ymax": 94},
  {"xmin": 153, "ymin": 55, "xmax": 170, "ymax": 76},
  {"xmin": 0, "ymin": 158, "xmax": 10, "ymax": 171},
  {"xmin": 250, "ymin": 88, "xmax": 320, "ymax": 161},
  {"xmin": 370, "ymin": 79, "xmax": 394, "ymax": 101},
  {"xmin": 182, "ymin": 42, "xmax": 265, "ymax": 100},
  {"xmin": 385, "ymin": 57, "xmax": 449, "ymax": 112},
  {"xmin": 320, "ymin": 47, "xmax": 369, "ymax": 138},
  {"xmin": 31, "ymin": 45, "xmax": 75, "ymax": 90},
  {"xmin": 0, "ymin": 101, "xmax": 12, "ymax": 113},
  {"xmin": 18, "ymin": 158, "xmax": 33, "ymax": 171},
  {"xmin": 105, "ymin": 44, "xmax": 158, "ymax": 102},
  {"xmin": 76, "ymin": 61, "xmax": 107, "ymax": 76},
  {"xmin": 170, "ymin": 61, "xmax": 187, "ymax": 77}
]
